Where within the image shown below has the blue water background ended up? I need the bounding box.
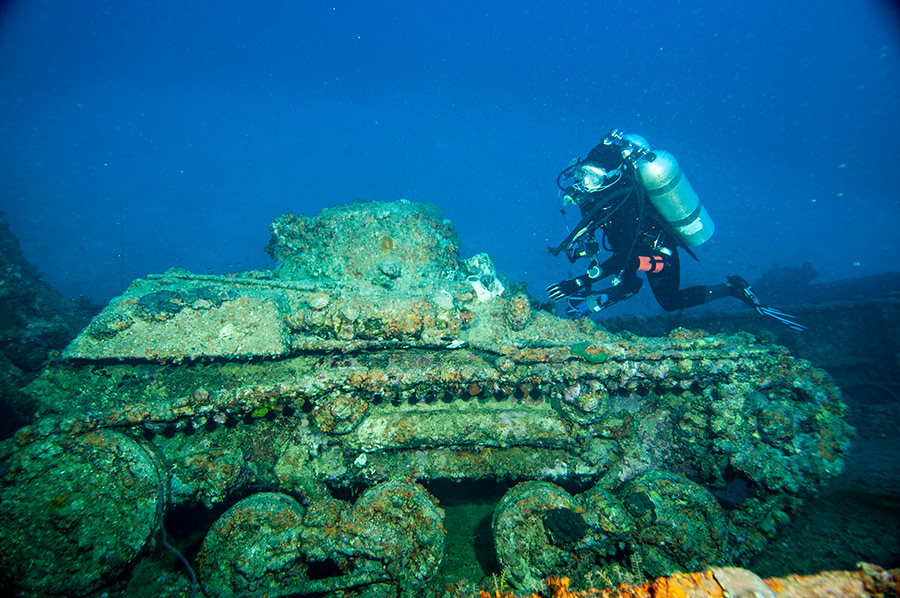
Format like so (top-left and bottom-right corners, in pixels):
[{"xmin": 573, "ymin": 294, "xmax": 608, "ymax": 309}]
[{"xmin": 2, "ymin": 1, "xmax": 898, "ymax": 316}]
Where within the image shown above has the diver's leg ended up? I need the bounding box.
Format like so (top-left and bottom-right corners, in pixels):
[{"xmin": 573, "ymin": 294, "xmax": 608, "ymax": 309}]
[{"xmin": 645, "ymin": 249, "xmax": 729, "ymax": 311}]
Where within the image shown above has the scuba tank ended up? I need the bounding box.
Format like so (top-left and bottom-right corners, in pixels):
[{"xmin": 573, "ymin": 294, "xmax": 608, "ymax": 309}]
[
  {"xmin": 609, "ymin": 131, "xmax": 715, "ymax": 248},
  {"xmin": 636, "ymin": 150, "xmax": 714, "ymax": 247}
]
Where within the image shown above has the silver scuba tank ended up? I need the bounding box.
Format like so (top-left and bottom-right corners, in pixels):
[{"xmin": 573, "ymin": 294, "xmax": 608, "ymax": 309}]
[{"xmin": 634, "ymin": 149, "xmax": 714, "ymax": 247}]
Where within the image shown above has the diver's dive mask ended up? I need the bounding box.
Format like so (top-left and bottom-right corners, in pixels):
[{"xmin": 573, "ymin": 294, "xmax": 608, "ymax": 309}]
[
  {"xmin": 573, "ymin": 163, "xmax": 623, "ymax": 193},
  {"xmin": 556, "ymin": 159, "xmax": 623, "ymax": 199}
]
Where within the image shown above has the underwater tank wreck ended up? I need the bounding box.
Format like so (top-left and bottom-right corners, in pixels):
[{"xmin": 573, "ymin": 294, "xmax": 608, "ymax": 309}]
[{"xmin": 0, "ymin": 200, "xmax": 861, "ymax": 597}]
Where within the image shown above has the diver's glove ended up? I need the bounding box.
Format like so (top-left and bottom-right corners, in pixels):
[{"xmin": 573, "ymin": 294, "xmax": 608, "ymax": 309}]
[
  {"xmin": 547, "ymin": 265, "xmax": 601, "ymax": 301},
  {"xmin": 547, "ymin": 275, "xmax": 592, "ymax": 301},
  {"xmin": 727, "ymin": 275, "xmax": 807, "ymax": 331}
]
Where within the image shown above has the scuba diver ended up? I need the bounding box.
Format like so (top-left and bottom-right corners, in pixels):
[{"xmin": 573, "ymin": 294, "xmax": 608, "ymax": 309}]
[{"xmin": 546, "ymin": 130, "xmax": 806, "ymax": 331}]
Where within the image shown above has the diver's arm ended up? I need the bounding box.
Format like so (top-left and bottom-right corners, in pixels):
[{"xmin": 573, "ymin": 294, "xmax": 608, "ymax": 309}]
[{"xmin": 547, "ymin": 215, "xmax": 636, "ymax": 302}]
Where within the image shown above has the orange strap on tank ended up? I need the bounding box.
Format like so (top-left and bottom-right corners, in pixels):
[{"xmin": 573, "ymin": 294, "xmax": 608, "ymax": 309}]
[{"xmin": 637, "ymin": 255, "xmax": 665, "ymax": 274}]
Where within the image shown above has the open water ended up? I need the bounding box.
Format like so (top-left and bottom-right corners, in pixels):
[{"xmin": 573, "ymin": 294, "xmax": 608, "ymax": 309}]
[{"xmin": 1, "ymin": 0, "xmax": 898, "ymax": 316}]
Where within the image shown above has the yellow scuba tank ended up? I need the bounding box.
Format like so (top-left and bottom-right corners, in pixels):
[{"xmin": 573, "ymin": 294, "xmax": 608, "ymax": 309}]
[{"xmin": 635, "ymin": 150, "xmax": 715, "ymax": 247}]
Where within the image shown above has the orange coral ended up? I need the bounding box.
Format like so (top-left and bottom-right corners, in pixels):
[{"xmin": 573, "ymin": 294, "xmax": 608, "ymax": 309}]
[
  {"xmin": 546, "ymin": 576, "xmax": 576, "ymax": 597},
  {"xmin": 477, "ymin": 566, "xmax": 899, "ymax": 598},
  {"xmin": 479, "ymin": 576, "xmax": 602, "ymax": 598}
]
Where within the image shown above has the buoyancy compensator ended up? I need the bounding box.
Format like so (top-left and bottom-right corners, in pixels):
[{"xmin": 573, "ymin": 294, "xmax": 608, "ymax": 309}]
[{"xmin": 608, "ymin": 130, "xmax": 715, "ymax": 248}]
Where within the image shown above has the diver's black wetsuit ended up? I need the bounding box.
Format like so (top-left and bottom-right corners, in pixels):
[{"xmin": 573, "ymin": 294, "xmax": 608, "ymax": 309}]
[{"xmin": 551, "ymin": 167, "xmax": 730, "ymax": 312}]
